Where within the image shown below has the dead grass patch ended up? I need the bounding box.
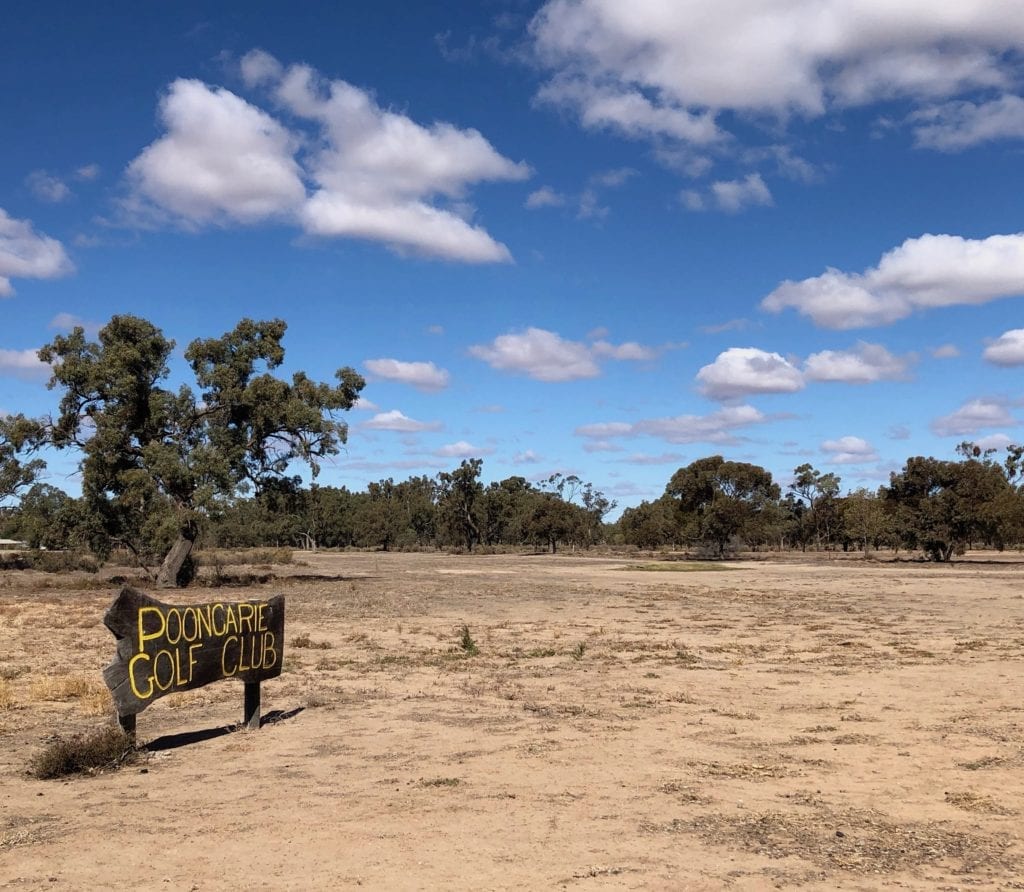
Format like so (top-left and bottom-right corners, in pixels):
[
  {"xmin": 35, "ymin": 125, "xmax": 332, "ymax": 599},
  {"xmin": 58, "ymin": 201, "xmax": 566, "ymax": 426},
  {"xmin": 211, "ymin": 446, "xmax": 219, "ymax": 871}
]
[
  {"xmin": 419, "ymin": 776, "xmax": 461, "ymax": 788},
  {"xmin": 646, "ymin": 806, "xmax": 1019, "ymax": 875},
  {"xmin": 621, "ymin": 562, "xmax": 735, "ymax": 572},
  {"xmin": 30, "ymin": 674, "xmax": 106, "ymax": 704},
  {"xmin": 945, "ymin": 790, "xmax": 1016, "ymax": 815},
  {"xmin": 687, "ymin": 760, "xmax": 792, "ymax": 780},
  {"xmin": 0, "ymin": 815, "xmax": 60, "ymax": 851}
]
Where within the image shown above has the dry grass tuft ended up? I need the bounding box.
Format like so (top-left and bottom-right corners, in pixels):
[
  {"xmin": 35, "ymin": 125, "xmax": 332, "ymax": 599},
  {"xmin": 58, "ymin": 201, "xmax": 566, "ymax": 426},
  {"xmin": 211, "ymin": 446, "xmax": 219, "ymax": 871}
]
[
  {"xmin": 621, "ymin": 562, "xmax": 734, "ymax": 572},
  {"xmin": 30, "ymin": 674, "xmax": 104, "ymax": 703},
  {"xmin": 945, "ymin": 790, "xmax": 1016, "ymax": 815},
  {"xmin": 290, "ymin": 632, "xmax": 333, "ymax": 650},
  {"xmin": 0, "ymin": 679, "xmax": 14, "ymax": 710},
  {"xmin": 419, "ymin": 776, "xmax": 461, "ymax": 788},
  {"xmin": 28, "ymin": 725, "xmax": 137, "ymax": 779}
]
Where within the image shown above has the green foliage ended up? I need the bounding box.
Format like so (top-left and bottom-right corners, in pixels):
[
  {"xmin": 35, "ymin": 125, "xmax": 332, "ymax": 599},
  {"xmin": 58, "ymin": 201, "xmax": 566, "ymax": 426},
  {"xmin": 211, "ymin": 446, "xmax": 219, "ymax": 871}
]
[
  {"xmin": 36, "ymin": 315, "xmax": 364, "ymax": 584},
  {"xmin": 458, "ymin": 624, "xmax": 479, "ymax": 655},
  {"xmin": 619, "ymin": 496, "xmax": 678, "ymax": 548},
  {"xmin": 885, "ymin": 451, "xmax": 1015, "ymax": 561},
  {"xmin": 437, "ymin": 459, "xmax": 484, "ymax": 551},
  {"xmin": 0, "ymin": 550, "xmax": 100, "ymax": 573},
  {"xmin": 840, "ymin": 488, "xmax": 894, "ymax": 553},
  {"xmin": 666, "ymin": 456, "xmax": 780, "ymax": 555},
  {"xmin": 0, "ymin": 414, "xmax": 46, "ymax": 504},
  {"xmin": 789, "ymin": 463, "xmax": 841, "ymax": 549}
]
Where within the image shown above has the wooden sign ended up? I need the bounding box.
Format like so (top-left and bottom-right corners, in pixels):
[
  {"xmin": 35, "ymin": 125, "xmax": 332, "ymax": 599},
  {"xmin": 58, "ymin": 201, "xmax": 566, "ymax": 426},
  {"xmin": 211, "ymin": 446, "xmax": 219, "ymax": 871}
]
[{"xmin": 103, "ymin": 587, "xmax": 285, "ymax": 734}]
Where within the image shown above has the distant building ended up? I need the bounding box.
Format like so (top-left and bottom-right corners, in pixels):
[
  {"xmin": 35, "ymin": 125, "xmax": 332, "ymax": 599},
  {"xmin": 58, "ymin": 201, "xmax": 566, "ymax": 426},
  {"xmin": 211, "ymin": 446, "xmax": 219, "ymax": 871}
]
[{"xmin": 0, "ymin": 538, "xmax": 28, "ymax": 550}]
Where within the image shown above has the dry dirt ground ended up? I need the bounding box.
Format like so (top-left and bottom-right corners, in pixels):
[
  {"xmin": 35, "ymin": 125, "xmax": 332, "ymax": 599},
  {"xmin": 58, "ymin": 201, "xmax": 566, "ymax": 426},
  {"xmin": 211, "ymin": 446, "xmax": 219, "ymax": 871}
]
[{"xmin": 1, "ymin": 551, "xmax": 1023, "ymax": 890}]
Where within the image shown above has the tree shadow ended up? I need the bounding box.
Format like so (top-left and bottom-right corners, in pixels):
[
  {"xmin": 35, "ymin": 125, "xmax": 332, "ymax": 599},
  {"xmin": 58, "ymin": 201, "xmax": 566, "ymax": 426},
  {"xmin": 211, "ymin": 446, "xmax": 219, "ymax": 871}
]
[{"xmin": 142, "ymin": 707, "xmax": 305, "ymax": 752}]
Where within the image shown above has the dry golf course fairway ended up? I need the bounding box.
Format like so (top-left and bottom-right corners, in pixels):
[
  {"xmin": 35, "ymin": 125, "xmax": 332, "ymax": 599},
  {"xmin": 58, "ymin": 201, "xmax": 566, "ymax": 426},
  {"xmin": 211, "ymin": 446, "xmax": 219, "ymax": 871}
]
[{"xmin": 2, "ymin": 551, "xmax": 1023, "ymax": 890}]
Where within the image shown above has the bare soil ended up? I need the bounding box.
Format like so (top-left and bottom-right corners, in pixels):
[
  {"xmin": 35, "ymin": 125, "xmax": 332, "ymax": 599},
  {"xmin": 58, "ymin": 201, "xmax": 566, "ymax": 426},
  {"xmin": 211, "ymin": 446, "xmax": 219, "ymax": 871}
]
[{"xmin": 2, "ymin": 551, "xmax": 1023, "ymax": 890}]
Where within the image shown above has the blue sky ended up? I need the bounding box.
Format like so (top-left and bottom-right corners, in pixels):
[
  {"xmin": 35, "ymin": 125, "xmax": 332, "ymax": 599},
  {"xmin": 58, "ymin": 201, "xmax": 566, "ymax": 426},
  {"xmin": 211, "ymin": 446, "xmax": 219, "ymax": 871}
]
[{"xmin": 2, "ymin": 1, "xmax": 1023, "ymax": 514}]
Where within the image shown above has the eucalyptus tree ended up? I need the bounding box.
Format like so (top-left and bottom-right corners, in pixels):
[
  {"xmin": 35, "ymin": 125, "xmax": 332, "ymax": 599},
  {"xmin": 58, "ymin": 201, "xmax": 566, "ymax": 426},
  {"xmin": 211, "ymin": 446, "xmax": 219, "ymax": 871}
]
[
  {"xmin": 0, "ymin": 414, "xmax": 45, "ymax": 505},
  {"xmin": 789, "ymin": 463, "xmax": 841, "ymax": 549},
  {"xmin": 666, "ymin": 456, "xmax": 780, "ymax": 555},
  {"xmin": 436, "ymin": 459, "xmax": 484, "ymax": 551},
  {"xmin": 38, "ymin": 315, "xmax": 364, "ymax": 585}
]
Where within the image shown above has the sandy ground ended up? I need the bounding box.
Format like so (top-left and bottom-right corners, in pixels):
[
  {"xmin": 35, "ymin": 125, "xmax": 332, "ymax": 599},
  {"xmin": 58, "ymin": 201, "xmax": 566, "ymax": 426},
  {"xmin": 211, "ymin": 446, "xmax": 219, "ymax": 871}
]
[{"xmin": 1, "ymin": 551, "xmax": 1023, "ymax": 890}]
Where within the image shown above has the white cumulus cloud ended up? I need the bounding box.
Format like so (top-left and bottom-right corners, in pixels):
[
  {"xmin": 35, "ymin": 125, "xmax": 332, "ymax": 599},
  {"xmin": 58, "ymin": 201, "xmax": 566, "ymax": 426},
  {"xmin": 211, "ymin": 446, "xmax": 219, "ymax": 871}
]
[
  {"xmin": 125, "ymin": 54, "xmax": 527, "ymax": 263},
  {"xmin": 974, "ymin": 433, "xmax": 1014, "ymax": 451},
  {"xmin": 470, "ymin": 327, "xmax": 662, "ymax": 381},
  {"xmin": 530, "ymin": 0, "xmax": 1024, "ymax": 151},
  {"xmin": 0, "ymin": 209, "xmax": 75, "ymax": 297},
  {"xmin": 260, "ymin": 53, "xmax": 529, "ymax": 262},
  {"xmin": 471, "ymin": 327, "xmax": 599, "ymax": 381},
  {"xmin": 931, "ymin": 398, "xmax": 1015, "ymax": 436},
  {"xmin": 821, "ymin": 435, "xmax": 879, "ymax": 464},
  {"xmin": 696, "ymin": 347, "xmax": 804, "ymax": 400},
  {"xmin": 127, "ymin": 79, "xmax": 305, "ymax": 226},
  {"xmin": 762, "ymin": 232, "xmax": 1024, "ymax": 329},
  {"xmin": 983, "ymin": 329, "xmax": 1024, "ymax": 366},
  {"xmin": 364, "ymin": 358, "xmax": 450, "ymax": 392},
  {"xmin": 804, "ymin": 342, "xmax": 914, "ymax": 383}
]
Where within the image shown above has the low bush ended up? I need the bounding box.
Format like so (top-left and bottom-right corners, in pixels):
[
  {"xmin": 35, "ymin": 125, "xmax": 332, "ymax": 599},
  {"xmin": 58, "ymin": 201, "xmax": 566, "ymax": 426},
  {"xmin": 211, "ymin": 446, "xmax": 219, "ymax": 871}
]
[
  {"xmin": 0, "ymin": 551, "xmax": 99, "ymax": 573},
  {"xmin": 29, "ymin": 725, "xmax": 137, "ymax": 779}
]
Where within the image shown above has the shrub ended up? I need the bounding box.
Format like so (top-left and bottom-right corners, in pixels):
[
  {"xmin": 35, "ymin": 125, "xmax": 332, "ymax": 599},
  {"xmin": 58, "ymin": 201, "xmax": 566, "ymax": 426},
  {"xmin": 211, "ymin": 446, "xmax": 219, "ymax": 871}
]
[
  {"xmin": 458, "ymin": 625, "xmax": 479, "ymax": 655},
  {"xmin": 0, "ymin": 551, "xmax": 99, "ymax": 573},
  {"xmin": 29, "ymin": 725, "xmax": 136, "ymax": 779},
  {"xmin": 290, "ymin": 632, "xmax": 332, "ymax": 649}
]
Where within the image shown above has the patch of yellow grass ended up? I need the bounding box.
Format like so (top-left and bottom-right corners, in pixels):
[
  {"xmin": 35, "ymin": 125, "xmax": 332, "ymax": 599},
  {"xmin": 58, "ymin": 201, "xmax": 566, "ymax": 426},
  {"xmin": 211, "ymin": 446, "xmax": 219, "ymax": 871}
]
[
  {"xmin": 30, "ymin": 674, "xmax": 104, "ymax": 703},
  {"xmin": 0, "ymin": 679, "xmax": 14, "ymax": 710},
  {"xmin": 165, "ymin": 690, "xmax": 212, "ymax": 710},
  {"xmin": 79, "ymin": 687, "xmax": 114, "ymax": 717}
]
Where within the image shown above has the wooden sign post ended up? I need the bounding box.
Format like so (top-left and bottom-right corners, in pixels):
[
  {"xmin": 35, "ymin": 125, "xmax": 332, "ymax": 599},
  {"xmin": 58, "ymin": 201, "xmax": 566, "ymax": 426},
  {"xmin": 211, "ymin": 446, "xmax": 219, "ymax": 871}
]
[{"xmin": 103, "ymin": 587, "xmax": 285, "ymax": 737}]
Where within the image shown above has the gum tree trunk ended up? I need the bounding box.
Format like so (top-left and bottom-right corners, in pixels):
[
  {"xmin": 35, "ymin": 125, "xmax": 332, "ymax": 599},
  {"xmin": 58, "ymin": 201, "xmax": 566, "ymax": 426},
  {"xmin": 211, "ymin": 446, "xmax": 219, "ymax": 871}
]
[{"xmin": 156, "ymin": 523, "xmax": 197, "ymax": 588}]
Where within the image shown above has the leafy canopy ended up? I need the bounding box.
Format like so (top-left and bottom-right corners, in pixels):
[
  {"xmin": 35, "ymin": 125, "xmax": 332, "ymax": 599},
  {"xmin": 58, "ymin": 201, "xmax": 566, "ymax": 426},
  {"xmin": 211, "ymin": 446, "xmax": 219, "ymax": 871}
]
[{"xmin": 38, "ymin": 315, "xmax": 364, "ymax": 564}]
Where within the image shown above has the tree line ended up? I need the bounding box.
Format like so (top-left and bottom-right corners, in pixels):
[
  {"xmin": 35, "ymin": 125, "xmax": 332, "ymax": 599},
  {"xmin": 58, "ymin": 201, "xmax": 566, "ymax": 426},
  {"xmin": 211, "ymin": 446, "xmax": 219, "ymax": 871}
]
[
  {"xmin": 617, "ymin": 446, "xmax": 1024, "ymax": 560},
  {"xmin": 0, "ymin": 315, "xmax": 615, "ymax": 582},
  {"xmin": 2, "ymin": 315, "xmax": 1022, "ymax": 584}
]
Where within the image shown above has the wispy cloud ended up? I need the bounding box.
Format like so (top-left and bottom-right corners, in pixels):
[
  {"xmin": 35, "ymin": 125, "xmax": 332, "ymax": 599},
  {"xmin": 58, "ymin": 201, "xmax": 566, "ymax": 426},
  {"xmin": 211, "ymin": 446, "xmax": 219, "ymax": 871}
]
[
  {"xmin": 0, "ymin": 348, "xmax": 49, "ymax": 381},
  {"xmin": 363, "ymin": 410, "xmax": 443, "ymax": 433}
]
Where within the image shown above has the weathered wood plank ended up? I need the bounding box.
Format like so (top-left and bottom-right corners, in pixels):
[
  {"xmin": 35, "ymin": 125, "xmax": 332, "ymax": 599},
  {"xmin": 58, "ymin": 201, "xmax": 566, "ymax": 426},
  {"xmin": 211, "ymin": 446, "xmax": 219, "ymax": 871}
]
[{"xmin": 103, "ymin": 586, "xmax": 285, "ymax": 717}]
